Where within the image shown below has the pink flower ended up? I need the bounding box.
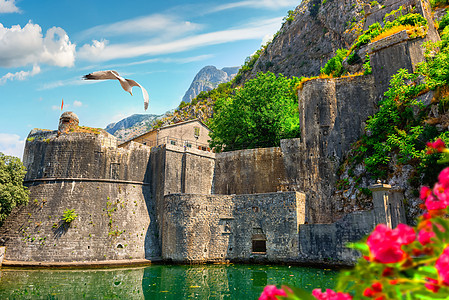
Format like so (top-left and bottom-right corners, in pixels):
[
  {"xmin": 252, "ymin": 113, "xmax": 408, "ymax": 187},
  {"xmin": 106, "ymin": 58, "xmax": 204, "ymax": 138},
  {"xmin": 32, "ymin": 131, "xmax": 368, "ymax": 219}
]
[
  {"xmin": 395, "ymin": 224, "xmax": 416, "ymax": 244},
  {"xmin": 418, "ymin": 228, "xmax": 435, "ymax": 245},
  {"xmin": 433, "ymin": 183, "xmax": 449, "ymax": 204},
  {"xmin": 259, "ymin": 285, "xmax": 287, "ymax": 300},
  {"xmin": 427, "ymin": 139, "xmax": 446, "ymax": 154},
  {"xmin": 439, "ymin": 167, "xmax": 449, "ymax": 188},
  {"xmin": 437, "ymin": 246, "xmax": 449, "ymax": 285},
  {"xmin": 425, "ymin": 278, "xmax": 440, "ymax": 293},
  {"xmin": 366, "ymin": 224, "xmax": 415, "ymax": 263},
  {"xmin": 312, "ymin": 289, "xmax": 352, "ymax": 300},
  {"xmin": 420, "ymin": 186, "xmax": 431, "ymax": 201},
  {"xmin": 425, "ymin": 194, "xmax": 448, "ymax": 211}
]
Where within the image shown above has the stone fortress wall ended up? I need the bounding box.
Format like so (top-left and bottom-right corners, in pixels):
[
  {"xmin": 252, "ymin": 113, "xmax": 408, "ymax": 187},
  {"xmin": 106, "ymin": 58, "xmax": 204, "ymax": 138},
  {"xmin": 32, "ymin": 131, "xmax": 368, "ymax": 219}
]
[
  {"xmin": 0, "ymin": 0, "xmax": 437, "ymax": 266},
  {"xmin": 162, "ymin": 192, "xmax": 306, "ymax": 263},
  {"xmin": 0, "ymin": 129, "xmax": 159, "ymax": 262}
]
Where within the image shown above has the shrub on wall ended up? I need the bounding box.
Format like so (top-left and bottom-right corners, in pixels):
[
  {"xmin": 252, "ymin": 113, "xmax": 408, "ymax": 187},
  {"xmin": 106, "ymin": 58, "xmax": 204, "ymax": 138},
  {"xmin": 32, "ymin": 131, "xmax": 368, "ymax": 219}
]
[{"xmin": 62, "ymin": 209, "xmax": 78, "ymax": 224}]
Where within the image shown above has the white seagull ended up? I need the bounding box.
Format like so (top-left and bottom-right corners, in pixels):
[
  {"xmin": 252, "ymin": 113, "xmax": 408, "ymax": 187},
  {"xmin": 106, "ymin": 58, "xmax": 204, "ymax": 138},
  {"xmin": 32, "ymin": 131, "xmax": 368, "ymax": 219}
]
[{"xmin": 83, "ymin": 70, "xmax": 149, "ymax": 110}]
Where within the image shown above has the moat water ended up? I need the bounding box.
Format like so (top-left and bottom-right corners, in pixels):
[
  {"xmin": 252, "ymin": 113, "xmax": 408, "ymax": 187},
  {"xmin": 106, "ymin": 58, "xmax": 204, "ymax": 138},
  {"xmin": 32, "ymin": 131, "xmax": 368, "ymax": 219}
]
[{"xmin": 0, "ymin": 264, "xmax": 338, "ymax": 299}]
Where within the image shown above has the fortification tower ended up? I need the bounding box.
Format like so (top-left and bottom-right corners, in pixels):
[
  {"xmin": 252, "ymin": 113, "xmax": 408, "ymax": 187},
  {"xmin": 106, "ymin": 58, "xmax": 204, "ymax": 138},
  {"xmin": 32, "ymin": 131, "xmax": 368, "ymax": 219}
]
[
  {"xmin": 0, "ymin": 113, "xmax": 160, "ymax": 264},
  {"xmin": 58, "ymin": 111, "xmax": 79, "ymax": 134}
]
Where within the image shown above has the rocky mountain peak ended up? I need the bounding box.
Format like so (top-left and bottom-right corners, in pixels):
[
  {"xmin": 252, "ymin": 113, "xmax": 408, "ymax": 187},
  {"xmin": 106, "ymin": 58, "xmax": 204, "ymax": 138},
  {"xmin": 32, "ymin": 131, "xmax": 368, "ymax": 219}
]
[{"xmin": 182, "ymin": 65, "xmax": 239, "ymax": 103}]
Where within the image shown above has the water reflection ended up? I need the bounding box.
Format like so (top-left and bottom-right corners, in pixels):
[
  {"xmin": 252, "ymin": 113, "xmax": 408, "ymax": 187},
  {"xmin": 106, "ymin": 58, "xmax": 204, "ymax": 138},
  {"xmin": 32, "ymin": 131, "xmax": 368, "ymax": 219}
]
[{"xmin": 0, "ymin": 264, "xmax": 338, "ymax": 299}]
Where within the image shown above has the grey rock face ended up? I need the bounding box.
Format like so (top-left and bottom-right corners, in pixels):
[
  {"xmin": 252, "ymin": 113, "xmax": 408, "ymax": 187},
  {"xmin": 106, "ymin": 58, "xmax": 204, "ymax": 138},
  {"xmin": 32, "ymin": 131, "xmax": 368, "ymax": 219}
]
[
  {"xmin": 182, "ymin": 66, "xmax": 239, "ymax": 103},
  {"xmin": 243, "ymin": 0, "xmax": 370, "ymax": 80},
  {"xmin": 105, "ymin": 114, "xmax": 160, "ymax": 135}
]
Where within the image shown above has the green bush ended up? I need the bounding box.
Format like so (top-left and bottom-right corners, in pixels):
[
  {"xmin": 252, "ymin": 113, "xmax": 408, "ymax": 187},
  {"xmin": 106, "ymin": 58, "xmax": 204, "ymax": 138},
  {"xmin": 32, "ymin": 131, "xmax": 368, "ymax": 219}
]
[
  {"xmin": 439, "ymin": 10, "xmax": 449, "ymax": 32},
  {"xmin": 0, "ymin": 153, "xmax": 29, "ymax": 225},
  {"xmin": 320, "ymin": 49, "xmax": 349, "ymax": 76},
  {"xmin": 209, "ymin": 72, "xmax": 300, "ymax": 152},
  {"xmin": 429, "ymin": 0, "xmax": 449, "ymax": 8},
  {"xmin": 178, "ymin": 101, "xmax": 189, "ymax": 110},
  {"xmin": 363, "ymin": 54, "xmax": 372, "ymax": 75}
]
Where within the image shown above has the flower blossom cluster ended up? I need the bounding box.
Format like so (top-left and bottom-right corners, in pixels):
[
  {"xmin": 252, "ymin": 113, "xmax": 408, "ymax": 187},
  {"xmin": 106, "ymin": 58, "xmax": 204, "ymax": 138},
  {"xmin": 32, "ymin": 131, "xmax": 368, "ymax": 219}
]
[
  {"xmin": 312, "ymin": 289, "xmax": 352, "ymax": 300},
  {"xmin": 366, "ymin": 224, "xmax": 415, "ymax": 263},
  {"xmin": 259, "ymin": 285, "xmax": 286, "ymax": 300}
]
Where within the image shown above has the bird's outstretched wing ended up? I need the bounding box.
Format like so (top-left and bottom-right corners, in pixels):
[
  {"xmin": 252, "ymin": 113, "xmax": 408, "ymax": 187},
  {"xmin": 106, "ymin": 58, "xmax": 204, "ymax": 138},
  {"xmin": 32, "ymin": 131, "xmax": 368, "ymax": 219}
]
[
  {"xmin": 126, "ymin": 79, "xmax": 149, "ymax": 110},
  {"xmin": 83, "ymin": 70, "xmax": 149, "ymax": 110},
  {"xmin": 83, "ymin": 70, "xmax": 122, "ymax": 80}
]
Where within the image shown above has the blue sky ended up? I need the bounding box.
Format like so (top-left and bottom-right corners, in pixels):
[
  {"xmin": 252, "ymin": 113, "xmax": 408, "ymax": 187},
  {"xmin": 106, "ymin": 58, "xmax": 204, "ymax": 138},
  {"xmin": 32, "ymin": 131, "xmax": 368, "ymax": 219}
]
[{"xmin": 0, "ymin": 0, "xmax": 299, "ymax": 158}]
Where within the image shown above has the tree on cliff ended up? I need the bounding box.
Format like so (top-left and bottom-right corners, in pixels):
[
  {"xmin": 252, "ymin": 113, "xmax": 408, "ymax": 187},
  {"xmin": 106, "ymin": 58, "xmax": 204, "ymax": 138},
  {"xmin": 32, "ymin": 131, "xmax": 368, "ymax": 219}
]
[
  {"xmin": 209, "ymin": 72, "xmax": 300, "ymax": 152},
  {"xmin": 0, "ymin": 153, "xmax": 29, "ymax": 225}
]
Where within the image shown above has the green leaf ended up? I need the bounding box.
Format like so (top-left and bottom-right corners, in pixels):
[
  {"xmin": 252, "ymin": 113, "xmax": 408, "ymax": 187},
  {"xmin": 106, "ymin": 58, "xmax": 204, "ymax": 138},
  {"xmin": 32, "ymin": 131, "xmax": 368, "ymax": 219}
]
[
  {"xmin": 347, "ymin": 242, "xmax": 369, "ymax": 253},
  {"xmin": 280, "ymin": 285, "xmax": 315, "ymax": 300}
]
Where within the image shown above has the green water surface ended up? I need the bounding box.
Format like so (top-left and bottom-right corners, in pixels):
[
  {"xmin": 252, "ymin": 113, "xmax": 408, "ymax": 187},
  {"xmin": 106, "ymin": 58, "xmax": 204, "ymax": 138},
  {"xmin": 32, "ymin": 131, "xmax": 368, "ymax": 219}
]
[{"xmin": 0, "ymin": 264, "xmax": 338, "ymax": 299}]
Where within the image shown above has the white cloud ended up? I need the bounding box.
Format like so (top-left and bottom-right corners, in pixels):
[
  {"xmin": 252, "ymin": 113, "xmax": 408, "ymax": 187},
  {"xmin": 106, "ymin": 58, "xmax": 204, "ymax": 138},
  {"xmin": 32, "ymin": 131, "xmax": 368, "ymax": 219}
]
[
  {"xmin": 73, "ymin": 100, "xmax": 83, "ymax": 107},
  {"xmin": 0, "ymin": 133, "xmax": 25, "ymax": 159},
  {"xmin": 79, "ymin": 14, "xmax": 202, "ymax": 40},
  {"xmin": 78, "ymin": 17, "xmax": 283, "ymax": 62},
  {"xmin": 41, "ymin": 27, "xmax": 76, "ymax": 67},
  {"xmin": 209, "ymin": 0, "xmax": 298, "ymax": 12},
  {"xmin": 0, "ymin": 0, "xmax": 20, "ymax": 13},
  {"xmin": 0, "ymin": 64, "xmax": 41, "ymax": 84},
  {"xmin": 261, "ymin": 34, "xmax": 274, "ymax": 46},
  {"xmin": 114, "ymin": 54, "xmax": 214, "ymax": 68},
  {"xmin": 0, "ymin": 22, "xmax": 75, "ymax": 68}
]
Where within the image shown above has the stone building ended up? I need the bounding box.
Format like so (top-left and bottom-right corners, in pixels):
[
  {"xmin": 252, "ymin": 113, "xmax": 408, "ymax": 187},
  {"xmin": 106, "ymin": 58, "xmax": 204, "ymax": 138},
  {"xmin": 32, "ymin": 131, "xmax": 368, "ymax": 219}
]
[{"xmin": 119, "ymin": 119, "xmax": 211, "ymax": 151}]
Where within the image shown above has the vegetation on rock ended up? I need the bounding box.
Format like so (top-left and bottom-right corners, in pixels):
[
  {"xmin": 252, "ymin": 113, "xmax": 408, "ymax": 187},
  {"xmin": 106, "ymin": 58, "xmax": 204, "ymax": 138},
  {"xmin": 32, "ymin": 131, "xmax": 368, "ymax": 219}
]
[
  {"xmin": 347, "ymin": 14, "xmax": 449, "ymax": 185},
  {"xmin": 320, "ymin": 8, "xmax": 428, "ymax": 78},
  {"xmin": 62, "ymin": 209, "xmax": 78, "ymax": 224}
]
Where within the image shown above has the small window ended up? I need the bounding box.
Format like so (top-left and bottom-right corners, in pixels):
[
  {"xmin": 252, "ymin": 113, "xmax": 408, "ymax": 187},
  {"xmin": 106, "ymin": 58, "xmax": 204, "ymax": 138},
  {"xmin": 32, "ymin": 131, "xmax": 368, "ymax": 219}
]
[
  {"xmin": 194, "ymin": 127, "xmax": 200, "ymax": 137},
  {"xmin": 170, "ymin": 140, "xmax": 176, "ymax": 145},
  {"xmin": 186, "ymin": 143, "xmax": 192, "ymax": 148},
  {"xmin": 252, "ymin": 240, "xmax": 266, "ymax": 253},
  {"xmin": 142, "ymin": 142, "xmax": 147, "ymax": 145}
]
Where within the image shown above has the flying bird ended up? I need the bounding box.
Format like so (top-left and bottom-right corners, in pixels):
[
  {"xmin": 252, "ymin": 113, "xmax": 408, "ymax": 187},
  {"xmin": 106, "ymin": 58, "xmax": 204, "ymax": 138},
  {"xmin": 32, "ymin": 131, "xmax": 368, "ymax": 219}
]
[{"xmin": 83, "ymin": 70, "xmax": 149, "ymax": 110}]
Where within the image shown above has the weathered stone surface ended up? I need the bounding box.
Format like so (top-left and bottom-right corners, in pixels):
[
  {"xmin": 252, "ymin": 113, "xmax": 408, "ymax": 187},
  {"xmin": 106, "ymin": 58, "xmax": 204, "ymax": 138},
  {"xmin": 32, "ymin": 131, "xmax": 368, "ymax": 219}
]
[
  {"xmin": 162, "ymin": 192, "xmax": 305, "ymax": 263},
  {"xmin": 298, "ymin": 75, "xmax": 378, "ymax": 223},
  {"xmin": 298, "ymin": 210, "xmax": 376, "ymax": 265},
  {"xmin": 213, "ymin": 147, "xmax": 290, "ymax": 195},
  {"xmin": 0, "ymin": 131, "xmax": 160, "ymax": 262},
  {"xmin": 299, "ymin": 185, "xmax": 406, "ymax": 265}
]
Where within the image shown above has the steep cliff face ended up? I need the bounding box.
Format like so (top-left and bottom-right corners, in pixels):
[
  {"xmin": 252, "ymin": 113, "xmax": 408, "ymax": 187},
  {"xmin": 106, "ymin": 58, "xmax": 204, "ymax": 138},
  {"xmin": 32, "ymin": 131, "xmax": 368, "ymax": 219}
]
[
  {"xmin": 105, "ymin": 114, "xmax": 160, "ymax": 135},
  {"xmin": 242, "ymin": 0, "xmax": 371, "ymax": 80},
  {"xmin": 182, "ymin": 66, "xmax": 239, "ymax": 103}
]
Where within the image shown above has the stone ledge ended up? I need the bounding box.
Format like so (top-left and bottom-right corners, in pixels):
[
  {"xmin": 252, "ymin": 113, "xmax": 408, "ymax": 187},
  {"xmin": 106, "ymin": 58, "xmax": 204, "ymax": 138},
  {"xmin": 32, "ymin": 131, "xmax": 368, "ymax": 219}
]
[
  {"xmin": 368, "ymin": 30, "xmax": 409, "ymax": 53},
  {"xmin": 2, "ymin": 258, "xmax": 160, "ymax": 269}
]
